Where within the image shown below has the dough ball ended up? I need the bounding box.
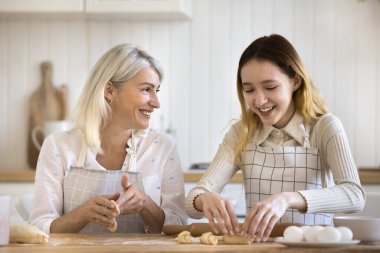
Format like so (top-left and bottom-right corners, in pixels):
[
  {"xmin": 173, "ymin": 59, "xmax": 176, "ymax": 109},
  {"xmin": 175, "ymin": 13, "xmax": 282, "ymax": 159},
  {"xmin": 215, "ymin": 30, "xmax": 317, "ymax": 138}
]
[
  {"xmin": 316, "ymin": 226, "xmax": 341, "ymax": 243},
  {"xmin": 336, "ymin": 226, "xmax": 353, "ymax": 242},
  {"xmin": 108, "ymin": 220, "xmax": 118, "ymax": 233},
  {"xmin": 176, "ymin": 231, "xmax": 193, "ymax": 244},
  {"xmin": 10, "ymin": 224, "xmax": 49, "ymax": 244},
  {"xmin": 107, "ymin": 200, "xmax": 120, "ymax": 232},
  {"xmin": 304, "ymin": 226, "xmax": 324, "ymax": 242},
  {"xmin": 200, "ymin": 232, "xmax": 219, "ymax": 245},
  {"xmin": 111, "ymin": 200, "xmax": 120, "ymax": 215},
  {"xmin": 283, "ymin": 226, "xmax": 304, "ymax": 242}
]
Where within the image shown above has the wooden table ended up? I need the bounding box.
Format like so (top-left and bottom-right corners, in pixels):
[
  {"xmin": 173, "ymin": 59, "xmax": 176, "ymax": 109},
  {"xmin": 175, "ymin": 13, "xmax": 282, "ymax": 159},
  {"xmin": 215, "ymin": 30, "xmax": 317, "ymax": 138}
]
[{"xmin": 1, "ymin": 233, "xmax": 379, "ymax": 253}]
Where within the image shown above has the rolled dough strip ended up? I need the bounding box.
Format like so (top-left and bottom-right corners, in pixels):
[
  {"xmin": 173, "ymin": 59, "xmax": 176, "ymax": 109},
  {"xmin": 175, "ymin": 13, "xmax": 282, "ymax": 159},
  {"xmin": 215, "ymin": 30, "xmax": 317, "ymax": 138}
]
[
  {"xmin": 176, "ymin": 231, "xmax": 193, "ymax": 244},
  {"xmin": 200, "ymin": 232, "xmax": 220, "ymax": 245},
  {"xmin": 107, "ymin": 200, "xmax": 120, "ymax": 232},
  {"xmin": 10, "ymin": 224, "xmax": 49, "ymax": 244},
  {"xmin": 223, "ymin": 234, "xmax": 252, "ymax": 245}
]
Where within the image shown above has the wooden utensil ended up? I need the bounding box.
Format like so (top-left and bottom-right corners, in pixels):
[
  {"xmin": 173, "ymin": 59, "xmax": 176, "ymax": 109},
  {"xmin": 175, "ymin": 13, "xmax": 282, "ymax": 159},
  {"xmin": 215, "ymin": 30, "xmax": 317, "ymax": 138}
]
[
  {"xmin": 163, "ymin": 222, "xmax": 300, "ymax": 237},
  {"xmin": 27, "ymin": 61, "xmax": 68, "ymax": 169}
]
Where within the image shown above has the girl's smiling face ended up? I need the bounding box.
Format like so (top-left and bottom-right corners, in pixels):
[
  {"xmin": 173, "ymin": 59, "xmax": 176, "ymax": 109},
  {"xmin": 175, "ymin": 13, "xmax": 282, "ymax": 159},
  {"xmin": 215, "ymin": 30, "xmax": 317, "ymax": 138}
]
[{"xmin": 241, "ymin": 59, "xmax": 300, "ymax": 128}]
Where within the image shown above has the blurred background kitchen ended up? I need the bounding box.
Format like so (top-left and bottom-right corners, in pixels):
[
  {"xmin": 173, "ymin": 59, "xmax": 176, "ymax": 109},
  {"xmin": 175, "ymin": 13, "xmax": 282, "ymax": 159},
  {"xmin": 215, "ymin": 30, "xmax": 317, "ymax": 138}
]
[{"xmin": 0, "ymin": 0, "xmax": 379, "ymax": 224}]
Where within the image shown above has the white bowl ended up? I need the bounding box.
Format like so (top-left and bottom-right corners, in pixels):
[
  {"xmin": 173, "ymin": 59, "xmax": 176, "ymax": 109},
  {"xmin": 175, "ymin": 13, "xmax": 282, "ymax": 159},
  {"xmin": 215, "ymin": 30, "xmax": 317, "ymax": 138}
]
[{"xmin": 333, "ymin": 216, "xmax": 380, "ymax": 242}]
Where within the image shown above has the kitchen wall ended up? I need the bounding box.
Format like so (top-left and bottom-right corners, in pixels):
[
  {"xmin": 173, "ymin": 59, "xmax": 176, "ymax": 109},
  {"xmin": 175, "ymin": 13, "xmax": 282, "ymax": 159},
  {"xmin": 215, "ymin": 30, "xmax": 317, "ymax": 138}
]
[{"xmin": 0, "ymin": 0, "xmax": 379, "ymax": 171}]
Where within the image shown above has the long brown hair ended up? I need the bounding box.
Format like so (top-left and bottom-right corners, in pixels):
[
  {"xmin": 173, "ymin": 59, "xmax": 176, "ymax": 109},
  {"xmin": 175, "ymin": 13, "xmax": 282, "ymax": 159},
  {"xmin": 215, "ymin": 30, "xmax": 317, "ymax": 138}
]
[{"xmin": 235, "ymin": 34, "xmax": 329, "ymax": 162}]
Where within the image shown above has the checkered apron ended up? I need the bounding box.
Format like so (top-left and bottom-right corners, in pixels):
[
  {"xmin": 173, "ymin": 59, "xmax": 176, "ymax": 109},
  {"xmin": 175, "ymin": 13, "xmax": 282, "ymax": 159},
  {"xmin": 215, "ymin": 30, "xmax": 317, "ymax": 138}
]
[
  {"xmin": 241, "ymin": 128, "xmax": 333, "ymax": 225},
  {"xmin": 63, "ymin": 138, "xmax": 145, "ymax": 233}
]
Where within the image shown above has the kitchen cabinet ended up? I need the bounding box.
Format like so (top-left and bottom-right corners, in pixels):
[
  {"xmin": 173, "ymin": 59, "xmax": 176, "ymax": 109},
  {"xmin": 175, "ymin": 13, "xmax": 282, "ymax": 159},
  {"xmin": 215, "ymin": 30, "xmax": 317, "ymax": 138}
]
[
  {"xmin": 0, "ymin": 182, "xmax": 34, "ymax": 225},
  {"xmin": 0, "ymin": 0, "xmax": 191, "ymax": 20},
  {"xmin": 86, "ymin": 0, "xmax": 191, "ymax": 20},
  {"xmin": 1, "ymin": 169, "xmax": 379, "ymax": 225},
  {"xmin": 0, "ymin": 0, "xmax": 83, "ymax": 13}
]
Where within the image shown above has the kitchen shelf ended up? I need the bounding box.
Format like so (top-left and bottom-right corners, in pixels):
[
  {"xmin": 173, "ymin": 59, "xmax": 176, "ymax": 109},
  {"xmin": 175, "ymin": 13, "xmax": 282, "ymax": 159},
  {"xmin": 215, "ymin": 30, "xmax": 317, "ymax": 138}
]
[
  {"xmin": 0, "ymin": 0, "xmax": 191, "ymax": 20},
  {"xmin": 1, "ymin": 168, "xmax": 380, "ymax": 184},
  {"xmin": 0, "ymin": 0, "xmax": 83, "ymax": 13}
]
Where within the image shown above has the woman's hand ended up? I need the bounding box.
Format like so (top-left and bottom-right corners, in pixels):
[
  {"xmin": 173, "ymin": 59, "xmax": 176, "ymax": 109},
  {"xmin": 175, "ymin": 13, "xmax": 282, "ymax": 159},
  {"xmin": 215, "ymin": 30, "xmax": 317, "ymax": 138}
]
[
  {"xmin": 195, "ymin": 192, "xmax": 240, "ymax": 236},
  {"xmin": 80, "ymin": 193, "xmax": 121, "ymax": 229},
  {"xmin": 242, "ymin": 192, "xmax": 306, "ymax": 242},
  {"xmin": 117, "ymin": 174, "xmax": 148, "ymax": 215}
]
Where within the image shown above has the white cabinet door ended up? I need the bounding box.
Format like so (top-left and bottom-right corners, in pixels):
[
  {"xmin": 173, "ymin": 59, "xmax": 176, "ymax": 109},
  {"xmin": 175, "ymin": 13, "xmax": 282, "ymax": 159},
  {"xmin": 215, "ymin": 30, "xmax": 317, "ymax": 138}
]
[
  {"xmin": 0, "ymin": 183, "xmax": 34, "ymax": 225},
  {"xmin": 85, "ymin": 0, "xmax": 191, "ymax": 19},
  {"xmin": 0, "ymin": 0, "xmax": 83, "ymax": 13}
]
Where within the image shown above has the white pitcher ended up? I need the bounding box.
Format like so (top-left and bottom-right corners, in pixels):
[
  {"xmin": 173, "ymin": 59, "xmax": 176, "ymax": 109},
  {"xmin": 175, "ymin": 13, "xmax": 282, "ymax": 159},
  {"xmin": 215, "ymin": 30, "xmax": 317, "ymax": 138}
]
[{"xmin": 32, "ymin": 120, "xmax": 72, "ymax": 150}]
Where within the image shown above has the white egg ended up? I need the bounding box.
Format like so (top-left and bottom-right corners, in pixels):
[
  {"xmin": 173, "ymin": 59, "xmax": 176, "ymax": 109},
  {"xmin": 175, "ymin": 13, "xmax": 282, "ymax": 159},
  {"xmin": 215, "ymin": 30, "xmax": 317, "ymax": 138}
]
[
  {"xmin": 283, "ymin": 226, "xmax": 304, "ymax": 242},
  {"xmin": 316, "ymin": 226, "xmax": 341, "ymax": 243},
  {"xmin": 304, "ymin": 226, "xmax": 323, "ymax": 242},
  {"xmin": 301, "ymin": 225, "xmax": 311, "ymax": 233},
  {"xmin": 336, "ymin": 226, "xmax": 353, "ymax": 242}
]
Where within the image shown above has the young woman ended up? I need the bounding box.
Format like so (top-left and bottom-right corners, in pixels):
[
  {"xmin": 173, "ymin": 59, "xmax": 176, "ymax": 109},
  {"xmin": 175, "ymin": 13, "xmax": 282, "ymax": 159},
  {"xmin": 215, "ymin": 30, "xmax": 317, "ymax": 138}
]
[
  {"xmin": 186, "ymin": 34, "xmax": 365, "ymax": 242},
  {"xmin": 30, "ymin": 44, "xmax": 187, "ymax": 234}
]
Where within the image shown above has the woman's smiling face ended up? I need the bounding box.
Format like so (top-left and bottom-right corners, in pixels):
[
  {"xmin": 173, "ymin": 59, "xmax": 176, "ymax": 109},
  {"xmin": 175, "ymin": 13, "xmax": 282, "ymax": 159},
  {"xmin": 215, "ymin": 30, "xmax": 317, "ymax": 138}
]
[
  {"xmin": 241, "ymin": 59, "xmax": 300, "ymax": 129},
  {"xmin": 108, "ymin": 67, "xmax": 161, "ymax": 130}
]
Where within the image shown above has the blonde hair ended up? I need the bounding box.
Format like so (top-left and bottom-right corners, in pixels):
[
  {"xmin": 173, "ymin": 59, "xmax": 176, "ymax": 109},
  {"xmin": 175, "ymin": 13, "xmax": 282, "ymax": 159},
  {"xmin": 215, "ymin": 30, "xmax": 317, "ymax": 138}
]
[
  {"xmin": 235, "ymin": 34, "xmax": 329, "ymax": 163},
  {"xmin": 74, "ymin": 44, "xmax": 163, "ymax": 154}
]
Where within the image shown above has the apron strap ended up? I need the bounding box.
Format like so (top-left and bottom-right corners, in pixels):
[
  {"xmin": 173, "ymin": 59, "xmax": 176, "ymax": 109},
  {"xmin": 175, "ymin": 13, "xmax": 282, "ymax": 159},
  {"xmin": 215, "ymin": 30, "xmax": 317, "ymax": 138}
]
[
  {"xmin": 76, "ymin": 130, "xmax": 138, "ymax": 171},
  {"xmin": 77, "ymin": 134, "xmax": 87, "ymax": 168},
  {"xmin": 126, "ymin": 133, "xmax": 137, "ymax": 172}
]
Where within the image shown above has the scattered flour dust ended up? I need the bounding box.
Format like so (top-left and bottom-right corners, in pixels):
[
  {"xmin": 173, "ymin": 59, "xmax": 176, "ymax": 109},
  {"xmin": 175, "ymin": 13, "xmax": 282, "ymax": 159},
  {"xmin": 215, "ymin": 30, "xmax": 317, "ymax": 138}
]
[
  {"xmin": 121, "ymin": 239, "xmax": 176, "ymax": 245},
  {"xmin": 49, "ymin": 236, "xmax": 177, "ymax": 246}
]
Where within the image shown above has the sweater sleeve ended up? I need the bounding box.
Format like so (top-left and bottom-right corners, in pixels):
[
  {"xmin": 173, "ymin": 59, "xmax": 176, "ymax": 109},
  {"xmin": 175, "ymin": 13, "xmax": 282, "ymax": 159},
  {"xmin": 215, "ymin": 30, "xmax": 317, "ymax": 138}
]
[
  {"xmin": 185, "ymin": 122, "xmax": 241, "ymax": 219},
  {"xmin": 298, "ymin": 114, "xmax": 365, "ymax": 213}
]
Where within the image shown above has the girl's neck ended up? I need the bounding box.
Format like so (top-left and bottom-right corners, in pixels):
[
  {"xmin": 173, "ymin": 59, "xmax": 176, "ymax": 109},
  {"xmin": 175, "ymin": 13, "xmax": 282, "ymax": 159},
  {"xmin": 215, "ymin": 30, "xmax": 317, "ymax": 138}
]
[{"xmin": 273, "ymin": 102, "xmax": 296, "ymax": 129}]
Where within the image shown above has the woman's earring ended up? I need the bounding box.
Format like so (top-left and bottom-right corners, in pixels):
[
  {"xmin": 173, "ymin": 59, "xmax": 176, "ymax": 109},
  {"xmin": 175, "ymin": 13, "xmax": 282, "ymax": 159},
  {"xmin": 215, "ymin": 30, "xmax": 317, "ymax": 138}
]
[{"xmin": 106, "ymin": 98, "xmax": 113, "ymax": 105}]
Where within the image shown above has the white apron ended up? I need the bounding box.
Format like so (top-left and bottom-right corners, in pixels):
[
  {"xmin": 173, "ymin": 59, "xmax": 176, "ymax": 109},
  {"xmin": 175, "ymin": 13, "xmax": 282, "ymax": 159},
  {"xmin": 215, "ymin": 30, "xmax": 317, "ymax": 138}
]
[
  {"xmin": 241, "ymin": 126, "xmax": 333, "ymax": 225},
  {"xmin": 63, "ymin": 136, "xmax": 145, "ymax": 233}
]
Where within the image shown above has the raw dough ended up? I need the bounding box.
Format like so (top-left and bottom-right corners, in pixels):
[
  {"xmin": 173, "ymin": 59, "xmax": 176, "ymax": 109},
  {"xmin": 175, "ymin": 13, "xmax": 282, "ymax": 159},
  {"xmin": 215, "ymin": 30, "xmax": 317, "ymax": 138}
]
[
  {"xmin": 223, "ymin": 234, "xmax": 251, "ymax": 245},
  {"xmin": 10, "ymin": 224, "xmax": 49, "ymax": 244},
  {"xmin": 200, "ymin": 232, "xmax": 220, "ymax": 245},
  {"xmin": 176, "ymin": 231, "xmax": 193, "ymax": 244},
  {"xmin": 107, "ymin": 200, "xmax": 120, "ymax": 232}
]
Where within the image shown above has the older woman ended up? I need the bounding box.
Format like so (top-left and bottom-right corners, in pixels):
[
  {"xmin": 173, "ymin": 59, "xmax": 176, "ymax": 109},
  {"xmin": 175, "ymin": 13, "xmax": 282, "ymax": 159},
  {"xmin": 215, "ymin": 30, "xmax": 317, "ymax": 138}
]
[{"xmin": 30, "ymin": 44, "xmax": 187, "ymax": 234}]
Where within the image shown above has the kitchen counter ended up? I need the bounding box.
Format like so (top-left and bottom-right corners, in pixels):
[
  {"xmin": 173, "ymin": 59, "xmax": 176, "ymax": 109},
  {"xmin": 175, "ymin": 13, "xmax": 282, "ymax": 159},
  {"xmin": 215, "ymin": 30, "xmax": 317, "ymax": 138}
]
[
  {"xmin": 0, "ymin": 168, "xmax": 380, "ymax": 184},
  {"xmin": 1, "ymin": 233, "xmax": 379, "ymax": 253}
]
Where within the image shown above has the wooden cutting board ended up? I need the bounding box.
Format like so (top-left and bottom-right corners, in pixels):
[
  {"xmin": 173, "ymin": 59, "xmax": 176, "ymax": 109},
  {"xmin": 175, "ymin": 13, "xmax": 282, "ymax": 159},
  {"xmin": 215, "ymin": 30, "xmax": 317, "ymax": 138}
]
[
  {"xmin": 27, "ymin": 61, "xmax": 69, "ymax": 169},
  {"xmin": 163, "ymin": 222, "xmax": 300, "ymax": 237}
]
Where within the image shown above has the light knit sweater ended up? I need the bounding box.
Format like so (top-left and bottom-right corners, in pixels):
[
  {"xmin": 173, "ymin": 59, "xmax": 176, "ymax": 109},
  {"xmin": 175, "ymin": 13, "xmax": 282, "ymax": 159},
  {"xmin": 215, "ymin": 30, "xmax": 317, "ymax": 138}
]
[{"xmin": 186, "ymin": 112, "xmax": 366, "ymax": 219}]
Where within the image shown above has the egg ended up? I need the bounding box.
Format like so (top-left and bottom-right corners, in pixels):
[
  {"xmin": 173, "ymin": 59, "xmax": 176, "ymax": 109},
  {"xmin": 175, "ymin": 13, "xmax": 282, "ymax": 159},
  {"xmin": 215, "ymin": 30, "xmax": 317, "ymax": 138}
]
[
  {"xmin": 316, "ymin": 226, "xmax": 341, "ymax": 243},
  {"xmin": 300, "ymin": 225, "xmax": 311, "ymax": 233},
  {"xmin": 304, "ymin": 225, "xmax": 324, "ymax": 242},
  {"xmin": 336, "ymin": 226, "xmax": 353, "ymax": 242},
  {"xmin": 283, "ymin": 226, "xmax": 304, "ymax": 242}
]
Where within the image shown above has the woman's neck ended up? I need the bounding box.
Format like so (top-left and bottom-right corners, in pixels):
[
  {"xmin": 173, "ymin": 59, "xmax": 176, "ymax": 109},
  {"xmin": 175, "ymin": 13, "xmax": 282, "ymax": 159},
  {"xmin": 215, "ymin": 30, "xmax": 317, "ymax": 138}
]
[{"xmin": 100, "ymin": 126, "xmax": 132, "ymax": 154}]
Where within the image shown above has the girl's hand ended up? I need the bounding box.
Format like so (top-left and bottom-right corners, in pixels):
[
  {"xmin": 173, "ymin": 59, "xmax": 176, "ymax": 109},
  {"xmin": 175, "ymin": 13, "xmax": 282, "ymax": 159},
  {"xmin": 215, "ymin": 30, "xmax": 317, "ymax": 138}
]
[
  {"xmin": 117, "ymin": 174, "xmax": 148, "ymax": 214},
  {"xmin": 243, "ymin": 192, "xmax": 302, "ymax": 242},
  {"xmin": 196, "ymin": 192, "xmax": 240, "ymax": 236},
  {"xmin": 80, "ymin": 193, "xmax": 120, "ymax": 229}
]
